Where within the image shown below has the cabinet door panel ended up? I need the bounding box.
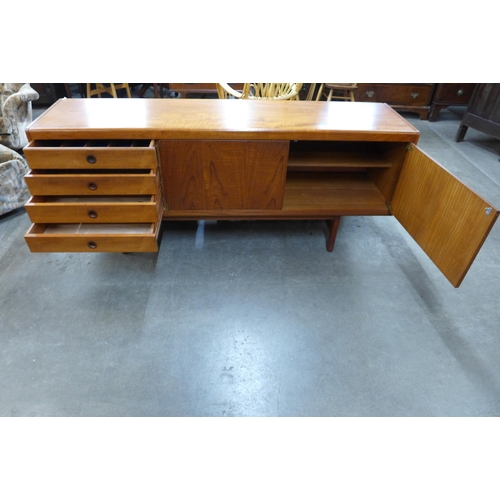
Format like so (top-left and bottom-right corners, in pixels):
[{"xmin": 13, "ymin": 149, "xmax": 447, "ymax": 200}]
[
  {"xmin": 160, "ymin": 140, "xmax": 288, "ymax": 211},
  {"xmin": 392, "ymin": 145, "xmax": 499, "ymax": 287},
  {"xmin": 204, "ymin": 141, "xmax": 287, "ymax": 210},
  {"xmin": 161, "ymin": 141, "xmax": 206, "ymax": 210}
]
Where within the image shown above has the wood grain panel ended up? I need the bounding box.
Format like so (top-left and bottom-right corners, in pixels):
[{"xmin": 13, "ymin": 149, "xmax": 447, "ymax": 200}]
[
  {"xmin": 161, "ymin": 140, "xmax": 288, "ymax": 210},
  {"xmin": 160, "ymin": 141, "xmax": 205, "ymax": 210},
  {"xmin": 204, "ymin": 141, "xmax": 288, "ymax": 209},
  {"xmin": 391, "ymin": 145, "xmax": 499, "ymax": 287},
  {"xmin": 26, "ymin": 100, "xmax": 420, "ymax": 143}
]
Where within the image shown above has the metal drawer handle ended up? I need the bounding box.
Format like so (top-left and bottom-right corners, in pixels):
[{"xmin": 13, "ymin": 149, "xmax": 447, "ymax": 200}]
[
  {"xmin": 87, "ymin": 241, "xmax": 98, "ymax": 249},
  {"xmin": 86, "ymin": 154, "xmax": 97, "ymax": 164},
  {"xmin": 457, "ymin": 89, "xmax": 464, "ymax": 96},
  {"xmin": 88, "ymin": 210, "xmax": 98, "ymax": 219},
  {"xmin": 411, "ymin": 93, "xmax": 419, "ymax": 99},
  {"xmin": 366, "ymin": 91, "xmax": 375, "ymax": 98},
  {"xmin": 87, "ymin": 182, "xmax": 98, "ymax": 190}
]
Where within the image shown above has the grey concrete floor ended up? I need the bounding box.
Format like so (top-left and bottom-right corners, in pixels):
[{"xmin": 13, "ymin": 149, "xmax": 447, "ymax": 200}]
[{"xmin": 1, "ymin": 101, "xmax": 500, "ymax": 417}]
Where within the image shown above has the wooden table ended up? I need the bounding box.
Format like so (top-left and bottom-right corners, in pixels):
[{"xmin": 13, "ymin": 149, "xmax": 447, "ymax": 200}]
[{"xmin": 23, "ymin": 99, "xmax": 499, "ymax": 287}]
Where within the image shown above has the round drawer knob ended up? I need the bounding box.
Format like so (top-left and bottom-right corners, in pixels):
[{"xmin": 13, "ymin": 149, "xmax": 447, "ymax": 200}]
[
  {"xmin": 87, "ymin": 182, "xmax": 98, "ymax": 191},
  {"xmin": 88, "ymin": 210, "xmax": 98, "ymax": 219},
  {"xmin": 411, "ymin": 93, "xmax": 419, "ymax": 99},
  {"xmin": 366, "ymin": 91, "xmax": 375, "ymax": 98},
  {"xmin": 86, "ymin": 154, "xmax": 97, "ymax": 164},
  {"xmin": 457, "ymin": 89, "xmax": 464, "ymax": 96},
  {"xmin": 87, "ymin": 241, "xmax": 98, "ymax": 249}
]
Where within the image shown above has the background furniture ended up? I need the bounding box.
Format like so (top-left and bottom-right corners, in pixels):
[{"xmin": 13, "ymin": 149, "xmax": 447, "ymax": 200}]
[
  {"xmin": 86, "ymin": 83, "xmax": 131, "ymax": 98},
  {"xmin": 135, "ymin": 84, "xmax": 170, "ymax": 98},
  {"xmin": 428, "ymin": 83, "xmax": 476, "ymax": 121},
  {"xmin": 0, "ymin": 144, "xmax": 30, "ymax": 215},
  {"xmin": 22, "ymin": 99, "xmax": 499, "ymax": 287},
  {"xmin": 167, "ymin": 83, "xmax": 244, "ymax": 98},
  {"xmin": 216, "ymin": 83, "xmax": 302, "ymax": 100},
  {"xmin": 354, "ymin": 84, "xmax": 435, "ymax": 119},
  {"xmin": 0, "ymin": 83, "xmax": 39, "ymax": 150},
  {"xmin": 455, "ymin": 84, "xmax": 500, "ymax": 142},
  {"xmin": 312, "ymin": 84, "xmax": 357, "ymax": 102},
  {"xmin": 31, "ymin": 83, "xmax": 71, "ymax": 104}
]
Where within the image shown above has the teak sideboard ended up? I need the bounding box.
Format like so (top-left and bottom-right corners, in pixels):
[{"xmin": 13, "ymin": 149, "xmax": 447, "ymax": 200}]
[{"xmin": 23, "ymin": 99, "xmax": 499, "ymax": 288}]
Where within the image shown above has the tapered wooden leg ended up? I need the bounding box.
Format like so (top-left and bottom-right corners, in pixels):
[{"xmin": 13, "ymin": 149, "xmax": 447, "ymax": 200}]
[
  {"xmin": 325, "ymin": 217, "xmax": 341, "ymax": 252},
  {"xmin": 455, "ymin": 124, "xmax": 469, "ymax": 142}
]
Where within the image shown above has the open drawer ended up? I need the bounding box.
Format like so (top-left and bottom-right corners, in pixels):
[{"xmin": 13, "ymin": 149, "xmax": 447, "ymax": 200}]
[
  {"xmin": 25, "ymin": 195, "xmax": 160, "ymax": 223},
  {"xmin": 24, "ymin": 222, "xmax": 161, "ymax": 252},
  {"xmin": 24, "ymin": 169, "xmax": 158, "ymax": 195},
  {"xmin": 24, "ymin": 139, "xmax": 157, "ymax": 170}
]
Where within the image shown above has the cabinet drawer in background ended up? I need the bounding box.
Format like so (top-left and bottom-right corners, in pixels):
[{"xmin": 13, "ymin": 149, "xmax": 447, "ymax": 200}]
[
  {"xmin": 356, "ymin": 84, "xmax": 434, "ymax": 106},
  {"xmin": 25, "ymin": 195, "xmax": 159, "ymax": 223},
  {"xmin": 24, "ymin": 139, "xmax": 157, "ymax": 170},
  {"xmin": 432, "ymin": 83, "xmax": 476, "ymax": 105},
  {"xmin": 25, "ymin": 223, "xmax": 161, "ymax": 252},
  {"xmin": 24, "ymin": 169, "xmax": 158, "ymax": 195}
]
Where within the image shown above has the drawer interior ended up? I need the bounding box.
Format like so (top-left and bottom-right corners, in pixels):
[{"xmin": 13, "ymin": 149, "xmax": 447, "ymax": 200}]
[
  {"xmin": 26, "ymin": 168, "xmax": 154, "ymax": 175},
  {"xmin": 31, "ymin": 223, "xmax": 155, "ymax": 235},
  {"xmin": 28, "ymin": 139, "xmax": 154, "ymax": 148},
  {"xmin": 29, "ymin": 195, "xmax": 154, "ymax": 204}
]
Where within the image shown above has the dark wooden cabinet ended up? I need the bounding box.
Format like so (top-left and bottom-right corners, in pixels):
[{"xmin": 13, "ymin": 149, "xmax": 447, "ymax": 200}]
[
  {"xmin": 455, "ymin": 84, "xmax": 500, "ymax": 142},
  {"xmin": 355, "ymin": 84, "xmax": 436, "ymax": 119},
  {"xmin": 428, "ymin": 83, "xmax": 476, "ymax": 121}
]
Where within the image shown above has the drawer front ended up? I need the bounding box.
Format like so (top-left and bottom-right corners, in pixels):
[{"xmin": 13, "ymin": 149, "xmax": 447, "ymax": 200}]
[
  {"xmin": 25, "ymin": 223, "xmax": 160, "ymax": 252},
  {"xmin": 24, "ymin": 169, "xmax": 158, "ymax": 195},
  {"xmin": 24, "ymin": 139, "xmax": 157, "ymax": 170},
  {"xmin": 432, "ymin": 83, "xmax": 476, "ymax": 105},
  {"xmin": 25, "ymin": 195, "xmax": 159, "ymax": 223},
  {"xmin": 356, "ymin": 84, "xmax": 434, "ymax": 106}
]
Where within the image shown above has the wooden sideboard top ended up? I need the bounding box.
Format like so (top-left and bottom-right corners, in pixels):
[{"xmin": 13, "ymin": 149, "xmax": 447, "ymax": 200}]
[{"xmin": 27, "ymin": 98, "xmax": 420, "ymax": 142}]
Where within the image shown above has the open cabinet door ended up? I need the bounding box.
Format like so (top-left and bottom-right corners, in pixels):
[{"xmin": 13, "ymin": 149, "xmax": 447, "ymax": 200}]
[{"xmin": 391, "ymin": 145, "xmax": 499, "ymax": 287}]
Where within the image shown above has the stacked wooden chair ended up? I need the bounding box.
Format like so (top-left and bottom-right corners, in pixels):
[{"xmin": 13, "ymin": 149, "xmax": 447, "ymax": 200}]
[
  {"xmin": 306, "ymin": 83, "xmax": 358, "ymax": 102},
  {"xmin": 216, "ymin": 83, "xmax": 302, "ymax": 100},
  {"xmin": 86, "ymin": 83, "xmax": 131, "ymax": 98}
]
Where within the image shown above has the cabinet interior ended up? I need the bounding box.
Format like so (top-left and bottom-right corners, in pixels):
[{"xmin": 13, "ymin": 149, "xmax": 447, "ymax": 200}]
[{"xmin": 284, "ymin": 141, "xmax": 406, "ymax": 214}]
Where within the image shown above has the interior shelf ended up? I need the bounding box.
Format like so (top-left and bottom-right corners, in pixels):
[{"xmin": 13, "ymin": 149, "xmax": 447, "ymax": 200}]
[
  {"xmin": 282, "ymin": 172, "xmax": 389, "ymax": 215},
  {"xmin": 288, "ymin": 141, "xmax": 393, "ymax": 170}
]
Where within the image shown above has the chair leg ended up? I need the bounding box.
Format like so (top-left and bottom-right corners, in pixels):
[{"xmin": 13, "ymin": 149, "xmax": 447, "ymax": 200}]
[
  {"xmin": 315, "ymin": 84, "xmax": 324, "ymax": 101},
  {"xmin": 305, "ymin": 83, "xmax": 316, "ymax": 101},
  {"xmin": 325, "ymin": 217, "xmax": 341, "ymax": 252}
]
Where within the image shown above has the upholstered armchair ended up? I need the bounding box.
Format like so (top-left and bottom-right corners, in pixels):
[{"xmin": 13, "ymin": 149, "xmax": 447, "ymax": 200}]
[
  {"xmin": 0, "ymin": 83, "xmax": 39, "ymax": 150},
  {"xmin": 0, "ymin": 144, "xmax": 30, "ymax": 215}
]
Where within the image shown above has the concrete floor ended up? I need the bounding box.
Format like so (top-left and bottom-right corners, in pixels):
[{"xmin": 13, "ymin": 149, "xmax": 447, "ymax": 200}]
[{"xmin": 1, "ymin": 98, "xmax": 500, "ymax": 417}]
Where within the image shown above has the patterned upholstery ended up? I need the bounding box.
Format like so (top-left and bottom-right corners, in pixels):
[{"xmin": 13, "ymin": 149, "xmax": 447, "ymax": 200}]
[
  {"xmin": 0, "ymin": 83, "xmax": 39, "ymax": 150},
  {"xmin": 0, "ymin": 144, "xmax": 30, "ymax": 215}
]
